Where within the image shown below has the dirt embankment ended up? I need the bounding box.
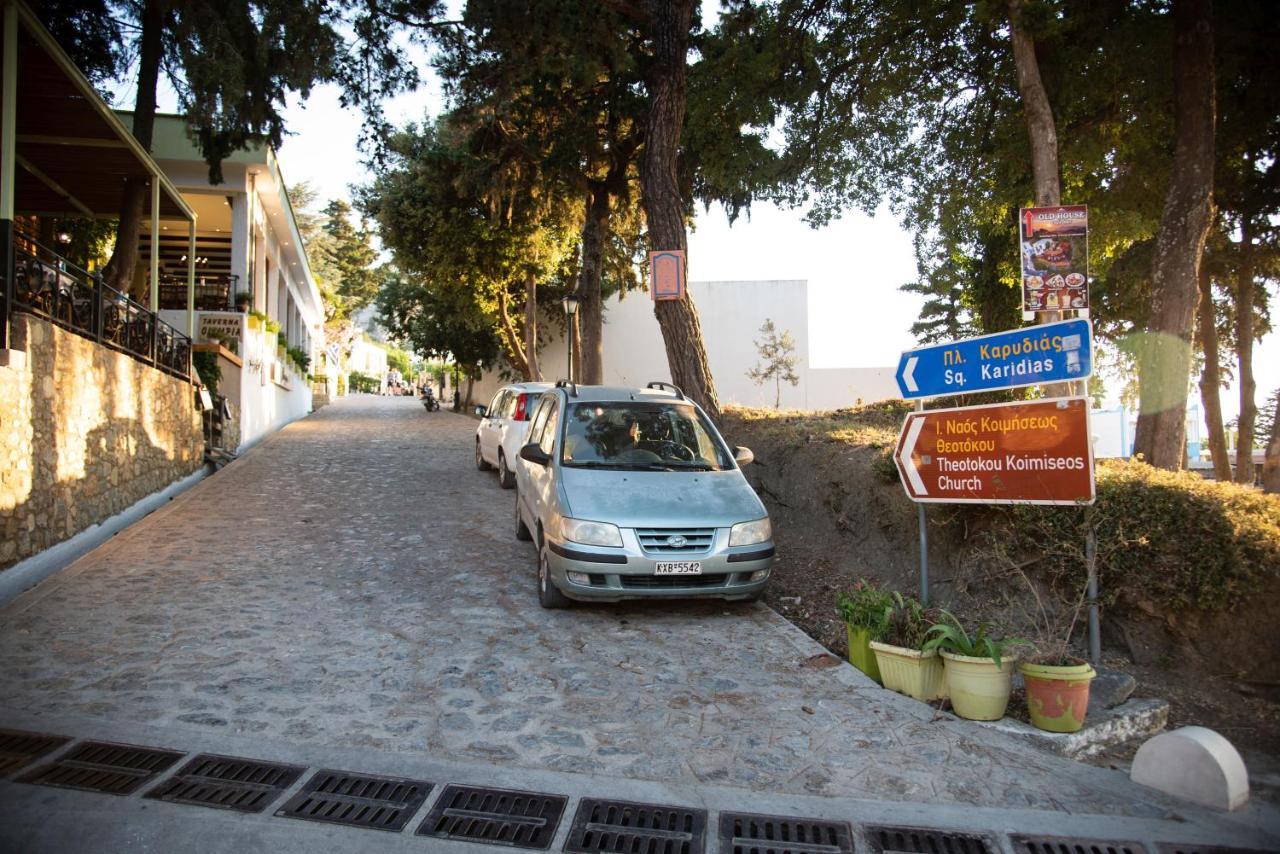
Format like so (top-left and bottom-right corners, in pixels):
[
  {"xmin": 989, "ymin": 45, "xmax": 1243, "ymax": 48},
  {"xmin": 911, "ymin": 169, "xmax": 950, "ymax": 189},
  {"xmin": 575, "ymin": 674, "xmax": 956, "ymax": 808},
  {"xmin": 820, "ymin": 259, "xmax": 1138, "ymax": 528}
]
[{"xmin": 720, "ymin": 404, "xmax": 1280, "ymax": 756}]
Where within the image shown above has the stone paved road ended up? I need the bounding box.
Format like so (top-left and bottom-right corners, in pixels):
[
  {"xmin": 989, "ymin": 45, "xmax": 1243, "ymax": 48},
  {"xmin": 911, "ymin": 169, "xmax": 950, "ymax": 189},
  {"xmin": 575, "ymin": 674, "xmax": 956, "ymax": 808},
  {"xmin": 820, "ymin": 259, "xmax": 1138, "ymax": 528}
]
[{"xmin": 0, "ymin": 396, "xmax": 1232, "ymax": 821}]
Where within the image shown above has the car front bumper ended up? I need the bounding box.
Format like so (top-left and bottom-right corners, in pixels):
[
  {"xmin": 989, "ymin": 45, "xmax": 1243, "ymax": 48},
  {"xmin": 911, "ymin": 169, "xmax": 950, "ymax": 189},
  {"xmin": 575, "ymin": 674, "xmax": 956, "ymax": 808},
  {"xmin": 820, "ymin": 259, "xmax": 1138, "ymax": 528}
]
[{"xmin": 544, "ymin": 537, "xmax": 774, "ymax": 602}]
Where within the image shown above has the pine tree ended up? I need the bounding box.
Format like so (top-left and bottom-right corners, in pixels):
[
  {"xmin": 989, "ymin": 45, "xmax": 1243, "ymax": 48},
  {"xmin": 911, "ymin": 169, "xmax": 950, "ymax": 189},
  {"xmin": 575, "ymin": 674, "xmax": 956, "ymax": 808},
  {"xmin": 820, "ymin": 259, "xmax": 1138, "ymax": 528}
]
[{"xmin": 746, "ymin": 319, "xmax": 800, "ymax": 409}]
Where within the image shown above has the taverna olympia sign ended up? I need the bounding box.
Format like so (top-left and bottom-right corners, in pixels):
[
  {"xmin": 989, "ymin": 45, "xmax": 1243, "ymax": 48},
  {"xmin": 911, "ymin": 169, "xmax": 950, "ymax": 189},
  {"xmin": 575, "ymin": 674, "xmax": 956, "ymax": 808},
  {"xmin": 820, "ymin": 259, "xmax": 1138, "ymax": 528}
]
[{"xmin": 895, "ymin": 319, "xmax": 1092, "ymax": 400}]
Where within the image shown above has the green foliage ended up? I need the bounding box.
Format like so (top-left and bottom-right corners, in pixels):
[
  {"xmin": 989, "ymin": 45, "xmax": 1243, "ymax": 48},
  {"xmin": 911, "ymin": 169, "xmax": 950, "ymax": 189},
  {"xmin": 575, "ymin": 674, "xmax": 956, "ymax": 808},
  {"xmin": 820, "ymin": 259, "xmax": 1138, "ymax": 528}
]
[
  {"xmin": 746, "ymin": 319, "xmax": 800, "ymax": 408},
  {"xmin": 264, "ymin": 318, "xmax": 280, "ymax": 335},
  {"xmin": 880, "ymin": 592, "xmax": 939, "ymax": 651},
  {"xmin": 383, "ymin": 346, "xmax": 412, "ymax": 378},
  {"xmin": 836, "ymin": 579, "xmax": 894, "ymax": 638},
  {"xmin": 968, "ymin": 459, "xmax": 1280, "ymax": 612},
  {"xmin": 277, "ymin": 330, "xmax": 287, "ymax": 348},
  {"xmin": 347, "ymin": 370, "xmax": 379, "ymax": 394},
  {"xmin": 286, "ymin": 345, "xmax": 310, "ymax": 375},
  {"xmin": 192, "ymin": 350, "xmax": 220, "ymax": 394},
  {"xmin": 922, "ymin": 610, "xmax": 1021, "ymax": 669}
]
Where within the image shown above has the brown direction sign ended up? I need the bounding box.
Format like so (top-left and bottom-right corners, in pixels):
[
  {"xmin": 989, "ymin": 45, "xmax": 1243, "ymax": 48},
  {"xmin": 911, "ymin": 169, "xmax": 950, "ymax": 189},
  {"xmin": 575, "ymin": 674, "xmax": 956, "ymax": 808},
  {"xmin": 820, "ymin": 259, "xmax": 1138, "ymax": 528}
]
[{"xmin": 894, "ymin": 397, "xmax": 1095, "ymax": 505}]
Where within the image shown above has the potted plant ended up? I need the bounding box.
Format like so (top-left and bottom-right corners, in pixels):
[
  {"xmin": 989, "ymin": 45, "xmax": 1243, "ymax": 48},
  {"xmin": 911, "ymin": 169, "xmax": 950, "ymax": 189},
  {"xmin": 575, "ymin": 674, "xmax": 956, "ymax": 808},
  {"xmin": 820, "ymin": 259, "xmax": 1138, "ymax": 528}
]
[
  {"xmin": 233, "ymin": 291, "xmax": 250, "ymax": 312},
  {"xmin": 836, "ymin": 580, "xmax": 893, "ymax": 684},
  {"xmin": 869, "ymin": 593, "xmax": 946, "ymax": 701},
  {"xmin": 1015, "ymin": 576, "xmax": 1096, "ymax": 733},
  {"xmin": 923, "ymin": 611, "xmax": 1021, "ymax": 721}
]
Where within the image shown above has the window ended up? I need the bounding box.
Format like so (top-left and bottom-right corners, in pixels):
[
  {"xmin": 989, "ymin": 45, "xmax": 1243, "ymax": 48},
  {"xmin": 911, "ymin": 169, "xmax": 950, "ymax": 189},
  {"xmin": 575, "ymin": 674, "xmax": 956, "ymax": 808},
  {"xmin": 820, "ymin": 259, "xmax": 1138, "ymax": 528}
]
[
  {"xmin": 538, "ymin": 402, "xmax": 560, "ymax": 456},
  {"xmin": 561, "ymin": 402, "xmax": 731, "ymax": 470},
  {"xmin": 488, "ymin": 391, "xmax": 506, "ymax": 417},
  {"xmin": 526, "ymin": 396, "xmax": 552, "ymax": 445}
]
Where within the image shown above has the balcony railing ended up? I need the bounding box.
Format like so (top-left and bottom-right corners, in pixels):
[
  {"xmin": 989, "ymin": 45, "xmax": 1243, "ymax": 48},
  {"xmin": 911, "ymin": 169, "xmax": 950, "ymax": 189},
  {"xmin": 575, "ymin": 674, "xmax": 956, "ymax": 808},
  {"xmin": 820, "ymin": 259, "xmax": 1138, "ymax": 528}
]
[
  {"xmin": 159, "ymin": 274, "xmax": 238, "ymax": 312},
  {"xmin": 4, "ymin": 233, "xmax": 192, "ymax": 383}
]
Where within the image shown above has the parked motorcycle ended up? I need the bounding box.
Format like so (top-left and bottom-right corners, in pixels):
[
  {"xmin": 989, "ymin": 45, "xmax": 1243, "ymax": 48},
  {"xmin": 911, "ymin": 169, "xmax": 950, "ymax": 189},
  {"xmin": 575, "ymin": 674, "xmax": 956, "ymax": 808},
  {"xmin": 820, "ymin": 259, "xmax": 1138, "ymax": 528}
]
[{"xmin": 421, "ymin": 389, "xmax": 440, "ymax": 412}]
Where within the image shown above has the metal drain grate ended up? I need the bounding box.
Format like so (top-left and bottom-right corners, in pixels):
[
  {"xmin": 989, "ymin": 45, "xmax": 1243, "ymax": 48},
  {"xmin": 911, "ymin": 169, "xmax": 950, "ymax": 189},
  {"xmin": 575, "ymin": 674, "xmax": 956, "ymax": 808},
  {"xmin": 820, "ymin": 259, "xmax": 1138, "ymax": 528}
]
[
  {"xmin": 417, "ymin": 784, "xmax": 567, "ymax": 849},
  {"xmin": 16, "ymin": 740, "xmax": 183, "ymax": 795},
  {"xmin": 565, "ymin": 798, "xmax": 707, "ymax": 854},
  {"xmin": 864, "ymin": 825, "xmax": 995, "ymax": 854},
  {"xmin": 1012, "ymin": 836, "xmax": 1147, "ymax": 854},
  {"xmin": 145, "ymin": 753, "xmax": 304, "ymax": 813},
  {"xmin": 0, "ymin": 729, "xmax": 71, "ymax": 778},
  {"xmin": 276, "ymin": 768, "xmax": 433, "ymax": 831},
  {"xmin": 1155, "ymin": 845, "xmax": 1276, "ymax": 854},
  {"xmin": 719, "ymin": 812, "xmax": 853, "ymax": 854}
]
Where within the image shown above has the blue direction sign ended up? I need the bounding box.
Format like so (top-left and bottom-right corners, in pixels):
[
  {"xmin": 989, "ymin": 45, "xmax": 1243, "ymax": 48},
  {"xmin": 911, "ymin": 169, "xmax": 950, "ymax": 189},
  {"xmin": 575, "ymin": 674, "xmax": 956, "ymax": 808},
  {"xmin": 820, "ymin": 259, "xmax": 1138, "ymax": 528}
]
[{"xmin": 895, "ymin": 319, "xmax": 1092, "ymax": 400}]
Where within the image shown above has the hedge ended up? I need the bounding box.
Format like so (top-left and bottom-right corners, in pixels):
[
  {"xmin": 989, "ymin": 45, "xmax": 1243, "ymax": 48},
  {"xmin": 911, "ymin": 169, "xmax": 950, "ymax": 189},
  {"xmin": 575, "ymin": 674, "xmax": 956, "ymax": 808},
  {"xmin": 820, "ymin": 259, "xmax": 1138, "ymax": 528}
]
[{"xmin": 967, "ymin": 459, "xmax": 1280, "ymax": 612}]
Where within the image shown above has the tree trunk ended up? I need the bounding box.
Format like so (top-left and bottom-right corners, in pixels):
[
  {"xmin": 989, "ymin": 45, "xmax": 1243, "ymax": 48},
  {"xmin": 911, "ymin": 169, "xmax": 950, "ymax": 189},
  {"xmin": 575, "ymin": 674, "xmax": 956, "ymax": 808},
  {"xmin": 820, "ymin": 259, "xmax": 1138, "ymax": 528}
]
[
  {"xmin": 1264, "ymin": 406, "xmax": 1280, "ymax": 494},
  {"xmin": 1195, "ymin": 258, "xmax": 1231, "ymax": 480},
  {"xmin": 102, "ymin": 0, "xmax": 163, "ymax": 299},
  {"xmin": 524, "ymin": 271, "xmax": 541, "ymax": 381},
  {"xmin": 639, "ymin": 0, "xmax": 721, "ymax": 420},
  {"xmin": 577, "ymin": 188, "xmax": 610, "ymax": 385},
  {"xmin": 496, "ymin": 286, "xmax": 532, "ymax": 380},
  {"xmin": 1234, "ymin": 214, "xmax": 1256, "ymax": 483},
  {"xmin": 1132, "ymin": 0, "xmax": 1215, "ymax": 470},
  {"xmin": 1008, "ymin": 0, "xmax": 1061, "ymax": 208}
]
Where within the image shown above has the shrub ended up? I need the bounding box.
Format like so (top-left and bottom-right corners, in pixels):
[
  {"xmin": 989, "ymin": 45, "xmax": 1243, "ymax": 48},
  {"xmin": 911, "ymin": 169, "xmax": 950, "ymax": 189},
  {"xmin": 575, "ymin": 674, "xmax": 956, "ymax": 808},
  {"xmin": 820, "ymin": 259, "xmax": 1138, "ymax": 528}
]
[{"xmin": 966, "ymin": 459, "xmax": 1280, "ymax": 612}]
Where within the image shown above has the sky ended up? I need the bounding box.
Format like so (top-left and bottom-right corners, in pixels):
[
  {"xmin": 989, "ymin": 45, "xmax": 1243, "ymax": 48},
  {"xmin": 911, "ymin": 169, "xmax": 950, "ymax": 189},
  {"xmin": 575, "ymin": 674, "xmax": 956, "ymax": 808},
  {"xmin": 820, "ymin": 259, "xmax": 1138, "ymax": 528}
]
[{"xmin": 123, "ymin": 12, "xmax": 1278, "ymax": 422}]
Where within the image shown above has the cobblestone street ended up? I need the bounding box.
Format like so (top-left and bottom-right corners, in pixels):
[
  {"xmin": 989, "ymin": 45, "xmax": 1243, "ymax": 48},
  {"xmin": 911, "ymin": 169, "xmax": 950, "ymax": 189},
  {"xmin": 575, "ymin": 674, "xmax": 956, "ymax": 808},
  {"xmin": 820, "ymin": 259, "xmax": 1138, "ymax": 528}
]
[{"xmin": 0, "ymin": 395, "xmax": 1266, "ymax": 835}]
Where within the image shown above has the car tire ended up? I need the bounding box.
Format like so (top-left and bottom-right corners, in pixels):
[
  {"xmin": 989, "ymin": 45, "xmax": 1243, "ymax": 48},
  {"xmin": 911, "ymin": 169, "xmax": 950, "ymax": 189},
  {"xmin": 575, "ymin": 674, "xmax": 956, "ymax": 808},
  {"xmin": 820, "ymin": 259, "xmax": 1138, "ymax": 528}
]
[
  {"xmin": 514, "ymin": 493, "xmax": 532, "ymax": 541},
  {"xmin": 498, "ymin": 452, "xmax": 515, "ymax": 489},
  {"xmin": 538, "ymin": 543, "xmax": 570, "ymax": 609},
  {"xmin": 476, "ymin": 439, "xmax": 492, "ymax": 471}
]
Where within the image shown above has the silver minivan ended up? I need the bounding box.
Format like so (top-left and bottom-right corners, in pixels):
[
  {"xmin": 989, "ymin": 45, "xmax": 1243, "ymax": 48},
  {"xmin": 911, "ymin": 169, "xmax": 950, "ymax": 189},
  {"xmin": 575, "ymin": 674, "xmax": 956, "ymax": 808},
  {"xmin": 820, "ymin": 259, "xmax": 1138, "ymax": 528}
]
[{"xmin": 512, "ymin": 382, "xmax": 774, "ymax": 608}]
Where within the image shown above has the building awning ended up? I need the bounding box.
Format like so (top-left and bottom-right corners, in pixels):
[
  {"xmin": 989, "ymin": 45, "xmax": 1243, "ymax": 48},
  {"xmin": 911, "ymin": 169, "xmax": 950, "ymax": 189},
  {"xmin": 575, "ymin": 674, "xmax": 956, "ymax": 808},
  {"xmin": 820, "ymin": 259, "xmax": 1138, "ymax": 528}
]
[{"xmin": 2, "ymin": 0, "xmax": 192, "ymax": 221}]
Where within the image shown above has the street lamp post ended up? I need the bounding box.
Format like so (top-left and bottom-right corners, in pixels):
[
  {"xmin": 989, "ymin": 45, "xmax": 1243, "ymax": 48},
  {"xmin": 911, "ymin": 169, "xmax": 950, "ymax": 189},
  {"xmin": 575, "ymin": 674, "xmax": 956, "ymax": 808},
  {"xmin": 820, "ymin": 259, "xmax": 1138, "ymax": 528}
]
[{"xmin": 561, "ymin": 291, "xmax": 580, "ymax": 383}]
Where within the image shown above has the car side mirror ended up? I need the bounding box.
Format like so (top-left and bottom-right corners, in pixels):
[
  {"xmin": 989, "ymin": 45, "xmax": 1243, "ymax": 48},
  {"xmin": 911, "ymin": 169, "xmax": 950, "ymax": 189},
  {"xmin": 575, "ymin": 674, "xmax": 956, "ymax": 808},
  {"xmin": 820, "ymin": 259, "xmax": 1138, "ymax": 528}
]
[
  {"xmin": 734, "ymin": 446, "xmax": 754, "ymax": 466},
  {"xmin": 520, "ymin": 443, "xmax": 550, "ymax": 466},
  {"xmin": 474, "ymin": 405, "xmax": 487, "ymax": 418}
]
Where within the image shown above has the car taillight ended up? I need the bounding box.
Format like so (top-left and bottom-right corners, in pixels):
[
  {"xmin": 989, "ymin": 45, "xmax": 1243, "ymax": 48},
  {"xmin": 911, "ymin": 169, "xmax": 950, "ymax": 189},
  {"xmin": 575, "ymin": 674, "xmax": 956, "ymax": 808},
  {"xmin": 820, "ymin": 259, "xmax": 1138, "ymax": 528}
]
[{"xmin": 514, "ymin": 393, "xmax": 529, "ymax": 421}]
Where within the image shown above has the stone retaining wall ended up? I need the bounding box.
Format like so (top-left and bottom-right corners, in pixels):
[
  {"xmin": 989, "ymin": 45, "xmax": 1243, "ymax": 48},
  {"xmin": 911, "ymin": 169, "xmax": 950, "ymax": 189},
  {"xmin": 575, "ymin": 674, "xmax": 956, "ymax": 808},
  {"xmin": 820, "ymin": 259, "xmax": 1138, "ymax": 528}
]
[{"xmin": 0, "ymin": 314, "xmax": 203, "ymax": 569}]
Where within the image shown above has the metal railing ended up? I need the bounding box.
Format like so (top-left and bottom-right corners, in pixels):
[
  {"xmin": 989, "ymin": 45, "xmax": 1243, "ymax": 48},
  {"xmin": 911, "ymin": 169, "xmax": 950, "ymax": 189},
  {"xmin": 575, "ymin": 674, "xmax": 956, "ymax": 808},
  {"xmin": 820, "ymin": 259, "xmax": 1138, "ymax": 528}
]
[
  {"xmin": 159, "ymin": 273, "xmax": 238, "ymax": 311},
  {"xmin": 5, "ymin": 232, "xmax": 192, "ymax": 383}
]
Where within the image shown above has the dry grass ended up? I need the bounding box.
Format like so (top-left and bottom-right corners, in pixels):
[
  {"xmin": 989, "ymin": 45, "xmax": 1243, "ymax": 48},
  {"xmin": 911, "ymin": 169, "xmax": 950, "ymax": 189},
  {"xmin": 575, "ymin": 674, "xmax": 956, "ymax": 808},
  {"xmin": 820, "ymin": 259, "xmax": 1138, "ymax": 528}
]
[{"xmin": 723, "ymin": 400, "xmax": 910, "ymax": 449}]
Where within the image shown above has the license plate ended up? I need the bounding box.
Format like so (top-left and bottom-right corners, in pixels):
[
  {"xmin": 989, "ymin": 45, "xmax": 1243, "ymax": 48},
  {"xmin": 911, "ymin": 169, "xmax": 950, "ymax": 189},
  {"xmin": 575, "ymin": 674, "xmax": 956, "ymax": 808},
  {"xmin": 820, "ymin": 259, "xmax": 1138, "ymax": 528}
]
[{"xmin": 654, "ymin": 561, "xmax": 702, "ymax": 575}]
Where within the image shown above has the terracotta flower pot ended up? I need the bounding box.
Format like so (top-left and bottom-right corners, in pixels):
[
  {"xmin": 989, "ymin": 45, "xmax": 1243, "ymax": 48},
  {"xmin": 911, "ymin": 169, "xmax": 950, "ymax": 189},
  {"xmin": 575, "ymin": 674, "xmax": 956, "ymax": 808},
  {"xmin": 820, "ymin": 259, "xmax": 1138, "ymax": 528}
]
[
  {"xmin": 1019, "ymin": 660, "xmax": 1096, "ymax": 732},
  {"xmin": 940, "ymin": 651, "xmax": 1015, "ymax": 721},
  {"xmin": 845, "ymin": 624, "xmax": 882, "ymax": 685},
  {"xmin": 870, "ymin": 641, "xmax": 946, "ymax": 701}
]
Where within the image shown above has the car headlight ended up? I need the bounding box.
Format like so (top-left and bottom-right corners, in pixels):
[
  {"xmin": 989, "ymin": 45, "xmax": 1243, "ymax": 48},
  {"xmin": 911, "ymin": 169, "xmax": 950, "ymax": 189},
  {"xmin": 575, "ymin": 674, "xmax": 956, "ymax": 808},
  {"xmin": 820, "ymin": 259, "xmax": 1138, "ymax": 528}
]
[
  {"xmin": 729, "ymin": 517, "xmax": 772, "ymax": 547},
  {"xmin": 560, "ymin": 518, "xmax": 623, "ymax": 548}
]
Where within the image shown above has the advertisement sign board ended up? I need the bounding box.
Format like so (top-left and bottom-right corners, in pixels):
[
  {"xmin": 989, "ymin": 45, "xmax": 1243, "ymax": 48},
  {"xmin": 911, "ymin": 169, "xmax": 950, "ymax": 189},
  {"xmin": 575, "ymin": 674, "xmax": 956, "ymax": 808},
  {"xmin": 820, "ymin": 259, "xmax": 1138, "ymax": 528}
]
[
  {"xmin": 649, "ymin": 249, "xmax": 686, "ymax": 301},
  {"xmin": 895, "ymin": 319, "xmax": 1092, "ymax": 400},
  {"xmin": 1020, "ymin": 205, "xmax": 1089, "ymax": 314},
  {"xmin": 894, "ymin": 397, "xmax": 1095, "ymax": 505}
]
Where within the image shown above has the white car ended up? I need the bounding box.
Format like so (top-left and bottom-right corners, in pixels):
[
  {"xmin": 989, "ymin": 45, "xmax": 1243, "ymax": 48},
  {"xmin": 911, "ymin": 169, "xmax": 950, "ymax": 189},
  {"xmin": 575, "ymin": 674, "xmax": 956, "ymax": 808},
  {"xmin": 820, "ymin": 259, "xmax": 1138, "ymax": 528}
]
[{"xmin": 475, "ymin": 382, "xmax": 553, "ymax": 488}]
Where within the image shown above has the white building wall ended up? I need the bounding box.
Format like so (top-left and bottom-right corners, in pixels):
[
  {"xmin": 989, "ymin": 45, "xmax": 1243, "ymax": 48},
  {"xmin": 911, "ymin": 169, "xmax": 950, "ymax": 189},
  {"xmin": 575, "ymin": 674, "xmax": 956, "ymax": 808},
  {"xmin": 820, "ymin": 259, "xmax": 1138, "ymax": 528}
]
[{"xmin": 471, "ymin": 280, "xmax": 900, "ymax": 411}]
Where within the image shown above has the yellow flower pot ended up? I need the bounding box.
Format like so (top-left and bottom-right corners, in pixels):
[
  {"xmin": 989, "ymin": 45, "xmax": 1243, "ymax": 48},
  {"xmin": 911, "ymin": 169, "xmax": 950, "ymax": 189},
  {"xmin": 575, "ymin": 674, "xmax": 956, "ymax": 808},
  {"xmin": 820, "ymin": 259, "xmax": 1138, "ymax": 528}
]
[
  {"xmin": 870, "ymin": 641, "xmax": 947, "ymax": 701},
  {"xmin": 940, "ymin": 651, "xmax": 1015, "ymax": 720}
]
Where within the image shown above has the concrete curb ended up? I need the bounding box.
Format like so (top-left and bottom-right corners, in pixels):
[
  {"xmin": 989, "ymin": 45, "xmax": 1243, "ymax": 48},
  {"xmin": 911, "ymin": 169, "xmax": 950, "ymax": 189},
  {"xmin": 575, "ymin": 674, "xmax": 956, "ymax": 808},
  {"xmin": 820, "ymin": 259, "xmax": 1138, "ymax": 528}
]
[{"xmin": 974, "ymin": 698, "xmax": 1170, "ymax": 759}]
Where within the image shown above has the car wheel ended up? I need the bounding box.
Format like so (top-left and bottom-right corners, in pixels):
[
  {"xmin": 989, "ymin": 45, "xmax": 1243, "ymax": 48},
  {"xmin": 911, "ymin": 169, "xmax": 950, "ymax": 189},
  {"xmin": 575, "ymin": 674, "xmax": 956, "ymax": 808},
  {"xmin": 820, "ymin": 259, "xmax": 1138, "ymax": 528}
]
[
  {"xmin": 498, "ymin": 452, "xmax": 515, "ymax": 489},
  {"xmin": 538, "ymin": 544, "xmax": 570, "ymax": 609},
  {"xmin": 514, "ymin": 492, "xmax": 532, "ymax": 541},
  {"xmin": 476, "ymin": 439, "xmax": 492, "ymax": 471}
]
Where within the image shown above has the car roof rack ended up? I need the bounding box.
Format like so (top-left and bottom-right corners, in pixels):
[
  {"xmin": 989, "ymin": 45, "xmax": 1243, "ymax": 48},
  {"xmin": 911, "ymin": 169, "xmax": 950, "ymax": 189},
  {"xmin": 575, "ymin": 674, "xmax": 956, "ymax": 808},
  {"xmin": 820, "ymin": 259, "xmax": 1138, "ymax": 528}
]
[
  {"xmin": 645, "ymin": 381, "xmax": 686, "ymax": 400},
  {"xmin": 555, "ymin": 379, "xmax": 578, "ymax": 397}
]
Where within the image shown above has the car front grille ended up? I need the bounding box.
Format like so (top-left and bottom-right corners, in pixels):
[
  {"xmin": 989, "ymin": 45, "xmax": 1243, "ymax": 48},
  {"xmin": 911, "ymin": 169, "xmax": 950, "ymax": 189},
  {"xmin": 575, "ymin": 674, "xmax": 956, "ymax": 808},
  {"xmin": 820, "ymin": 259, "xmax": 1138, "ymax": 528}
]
[
  {"xmin": 635, "ymin": 527, "xmax": 715, "ymax": 554},
  {"xmin": 620, "ymin": 574, "xmax": 728, "ymax": 590}
]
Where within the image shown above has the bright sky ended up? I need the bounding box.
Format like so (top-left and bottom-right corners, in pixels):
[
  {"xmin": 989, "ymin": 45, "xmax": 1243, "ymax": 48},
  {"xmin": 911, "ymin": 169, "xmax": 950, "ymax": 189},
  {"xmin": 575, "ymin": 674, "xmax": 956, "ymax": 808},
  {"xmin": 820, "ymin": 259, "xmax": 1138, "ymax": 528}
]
[{"xmin": 125, "ymin": 9, "xmax": 1278, "ymax": 421}]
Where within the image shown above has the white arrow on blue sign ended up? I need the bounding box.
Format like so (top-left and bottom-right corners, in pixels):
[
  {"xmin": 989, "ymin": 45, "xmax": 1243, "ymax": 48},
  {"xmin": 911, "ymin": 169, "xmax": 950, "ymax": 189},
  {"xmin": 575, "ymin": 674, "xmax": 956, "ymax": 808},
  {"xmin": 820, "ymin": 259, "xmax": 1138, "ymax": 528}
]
[{"xmin": 895, "ymin": 319, "xmax": 1092, "ymax": 400}]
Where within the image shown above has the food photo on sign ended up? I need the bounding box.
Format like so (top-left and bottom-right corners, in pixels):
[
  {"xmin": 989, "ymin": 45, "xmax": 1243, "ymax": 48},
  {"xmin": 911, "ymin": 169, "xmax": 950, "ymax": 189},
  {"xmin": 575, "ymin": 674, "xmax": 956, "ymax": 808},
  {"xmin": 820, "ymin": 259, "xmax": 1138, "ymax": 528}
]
[{"xmin": 1020, "ymin": 205, "xmax": 1089, "ymax": 313}]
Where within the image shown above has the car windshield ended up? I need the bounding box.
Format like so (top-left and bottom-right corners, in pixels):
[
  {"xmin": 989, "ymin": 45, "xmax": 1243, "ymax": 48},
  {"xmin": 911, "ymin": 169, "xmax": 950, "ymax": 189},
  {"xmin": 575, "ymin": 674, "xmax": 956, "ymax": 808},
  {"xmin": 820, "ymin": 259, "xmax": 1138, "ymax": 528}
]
[{"xmin": 561, "ymin": 401, "xmax": 732, "ymax": 470}]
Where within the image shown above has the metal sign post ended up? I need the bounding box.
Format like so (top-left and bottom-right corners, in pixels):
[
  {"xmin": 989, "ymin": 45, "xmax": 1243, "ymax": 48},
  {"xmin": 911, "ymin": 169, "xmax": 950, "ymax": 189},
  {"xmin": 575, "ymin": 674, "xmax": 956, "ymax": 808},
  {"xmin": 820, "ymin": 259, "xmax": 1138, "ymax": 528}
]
[{"xmin": 915, "ymin": 399, "xmax": 929, "ymax": 605}]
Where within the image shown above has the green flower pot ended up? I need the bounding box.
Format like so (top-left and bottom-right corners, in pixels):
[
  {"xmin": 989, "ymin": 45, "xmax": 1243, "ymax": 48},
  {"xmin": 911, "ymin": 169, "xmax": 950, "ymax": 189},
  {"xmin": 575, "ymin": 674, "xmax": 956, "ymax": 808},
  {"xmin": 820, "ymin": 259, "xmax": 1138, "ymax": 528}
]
[{"xmin": 845, "ymin": 624, "xmax": 882, "ymax": 685}]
